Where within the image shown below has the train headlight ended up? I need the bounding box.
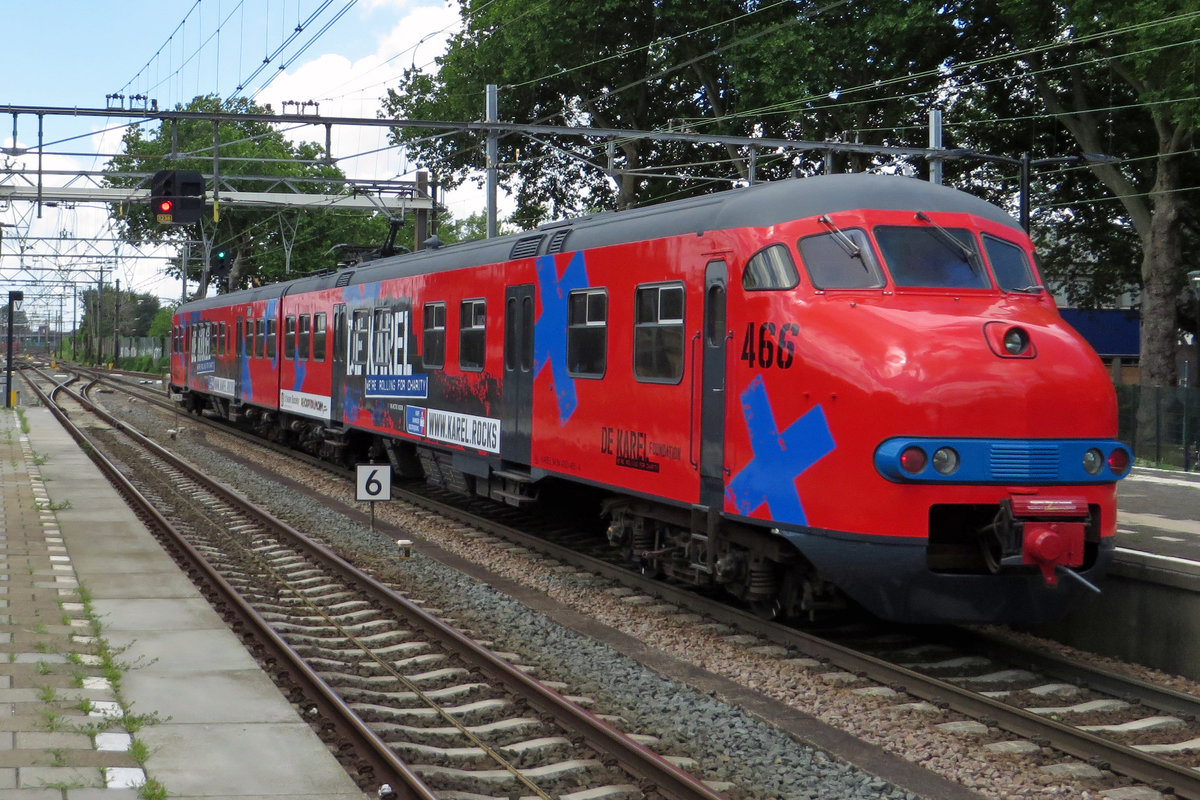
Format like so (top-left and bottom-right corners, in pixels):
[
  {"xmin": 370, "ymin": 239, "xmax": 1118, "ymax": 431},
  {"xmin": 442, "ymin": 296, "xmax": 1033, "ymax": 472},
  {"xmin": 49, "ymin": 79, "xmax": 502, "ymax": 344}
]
[
  {"xmin": 1107, "ymin": 447, "xmax": 1131, "ymax": 476},
  {"xmin": 983, "ymin": 321, "xmax": 1037, "ymax": 358},
  {"xmin": 932, "ymin": 446, "xmax": 959, "ymax": 475},
  {"xmin": 1003, "ymin": 327, "xmax": 1030, "ymax": 355},
  {"xmin": 1082, "ymin": 448, "xmax": 1104, "ymax": 475},
  {"xmin": 900, "ymin": 446, "xmax": 927, "ymax": 474}
]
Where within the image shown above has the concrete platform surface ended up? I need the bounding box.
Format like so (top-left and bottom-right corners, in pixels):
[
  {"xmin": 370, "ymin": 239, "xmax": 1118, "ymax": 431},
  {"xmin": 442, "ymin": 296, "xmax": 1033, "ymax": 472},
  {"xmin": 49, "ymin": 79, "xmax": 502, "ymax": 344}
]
[{"xmin": 0, "ymin": 405, "xmax": 367, "ymax": 799}]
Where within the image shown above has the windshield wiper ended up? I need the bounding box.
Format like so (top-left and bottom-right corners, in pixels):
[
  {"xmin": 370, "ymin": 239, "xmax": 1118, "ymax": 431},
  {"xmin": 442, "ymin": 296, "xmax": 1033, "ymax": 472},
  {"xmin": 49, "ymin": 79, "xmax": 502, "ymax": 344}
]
[
  {"xmin": 1009, "ymin": 284, "xmax": 1045, "ymax": 294},
  {"xmin": 914, "ymin": 211, "xmax": 978, "ymax": 265},
  {"xmin": 819, "ymin": 214, "xmax": 862, "ymax": 258}
]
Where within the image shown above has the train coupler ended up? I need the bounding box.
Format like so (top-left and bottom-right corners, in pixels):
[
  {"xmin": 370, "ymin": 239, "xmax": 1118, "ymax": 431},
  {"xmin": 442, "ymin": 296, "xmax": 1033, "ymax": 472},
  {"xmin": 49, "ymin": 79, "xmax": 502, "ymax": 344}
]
[{"xmin": 987, "ymin": 496, "xmax": 1088, "ymax": 586}]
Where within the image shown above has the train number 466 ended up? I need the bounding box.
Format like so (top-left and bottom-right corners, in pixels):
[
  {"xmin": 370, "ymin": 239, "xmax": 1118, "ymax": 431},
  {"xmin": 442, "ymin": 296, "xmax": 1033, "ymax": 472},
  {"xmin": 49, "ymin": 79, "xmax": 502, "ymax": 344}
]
[{"xmin": 740, "ymin": 322, "xmax": 799, "ymax": 369}]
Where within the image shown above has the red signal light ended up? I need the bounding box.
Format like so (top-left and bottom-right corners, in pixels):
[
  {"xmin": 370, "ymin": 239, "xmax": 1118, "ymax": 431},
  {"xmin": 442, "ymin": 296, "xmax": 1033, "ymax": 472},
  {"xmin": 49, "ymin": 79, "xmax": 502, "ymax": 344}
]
[{"xmin": 157, "ymin": 199, "xmax": 174, "ymax": 214}]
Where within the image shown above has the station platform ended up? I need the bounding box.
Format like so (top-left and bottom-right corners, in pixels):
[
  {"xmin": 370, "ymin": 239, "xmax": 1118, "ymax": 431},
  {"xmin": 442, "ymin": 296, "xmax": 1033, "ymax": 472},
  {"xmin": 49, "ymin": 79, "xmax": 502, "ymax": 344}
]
[
  {"xmin": 0, "ymin": 406, "xmax": 367, "ymax": 799},
  {"xmin": 1116, "ymin": 468, "xmax": 1200, "ymax": 562}
]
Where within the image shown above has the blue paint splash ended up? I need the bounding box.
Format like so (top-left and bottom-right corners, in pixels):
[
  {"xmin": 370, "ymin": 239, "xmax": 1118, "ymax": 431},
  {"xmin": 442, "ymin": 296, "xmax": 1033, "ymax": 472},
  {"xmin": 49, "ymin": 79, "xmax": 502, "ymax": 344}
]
[
  {"xmin": 726, "ymin": 376, "xmax": 836, "ymax": 526},
  {"xmin": 534, "ymin": 251, "xmax": 589, "ymax": 424}
]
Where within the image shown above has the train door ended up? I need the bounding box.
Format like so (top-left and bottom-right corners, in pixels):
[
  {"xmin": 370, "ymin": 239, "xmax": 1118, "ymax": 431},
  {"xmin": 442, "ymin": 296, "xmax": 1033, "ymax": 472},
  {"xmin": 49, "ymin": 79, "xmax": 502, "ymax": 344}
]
[
  {"xmin": 502, "ymin": 284, "xmax": 535, "ymax": 464},
  {"xmin": 330, "ymin": 304, "xmax": 346, "ymax": 422},
  {"xmin": 699, "ymin": 260, "xmax": 728, "ymax": 509}
]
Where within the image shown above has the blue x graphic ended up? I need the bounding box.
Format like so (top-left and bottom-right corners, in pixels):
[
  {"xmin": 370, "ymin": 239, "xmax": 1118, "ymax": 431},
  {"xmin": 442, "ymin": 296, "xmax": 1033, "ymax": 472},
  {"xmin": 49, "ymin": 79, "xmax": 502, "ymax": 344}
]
[
  {"xmin": 726, "ymin": 375, "xmax": 836, "ymax": 526},
  {"xmin": 534, "ymin": 251, "xmax": 589, "ymax": 424}
]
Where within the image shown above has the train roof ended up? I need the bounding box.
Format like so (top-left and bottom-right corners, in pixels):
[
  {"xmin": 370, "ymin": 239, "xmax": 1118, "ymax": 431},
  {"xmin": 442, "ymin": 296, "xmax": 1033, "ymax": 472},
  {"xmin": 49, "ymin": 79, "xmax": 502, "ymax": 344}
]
[{"xmin": 179, "ymin": 173, "xmax": 1022, "ymax": 312}]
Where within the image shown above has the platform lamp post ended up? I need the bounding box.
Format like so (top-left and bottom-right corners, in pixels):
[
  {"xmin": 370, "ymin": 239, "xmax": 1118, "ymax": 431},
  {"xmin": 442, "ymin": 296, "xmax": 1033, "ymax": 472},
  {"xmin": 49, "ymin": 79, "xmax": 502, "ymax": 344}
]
[{"xmin": 6, "ymin": 290, "xmax": 23, "ymax": 408}]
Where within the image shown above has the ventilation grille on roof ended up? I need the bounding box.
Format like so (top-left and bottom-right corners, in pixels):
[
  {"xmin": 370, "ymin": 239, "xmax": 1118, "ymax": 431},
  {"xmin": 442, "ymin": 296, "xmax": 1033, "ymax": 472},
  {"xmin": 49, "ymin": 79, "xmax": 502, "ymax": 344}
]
[
  {"xmin": 548, "ymin": 229, "xmax": 572, "ymax": 253},
  {"xmin": 335, "ymin": 271, "xmax": 355, "ymax": 287},
  {"xmin": 510, "ymin": 235, "xmax": 545, "ymax": 259}
]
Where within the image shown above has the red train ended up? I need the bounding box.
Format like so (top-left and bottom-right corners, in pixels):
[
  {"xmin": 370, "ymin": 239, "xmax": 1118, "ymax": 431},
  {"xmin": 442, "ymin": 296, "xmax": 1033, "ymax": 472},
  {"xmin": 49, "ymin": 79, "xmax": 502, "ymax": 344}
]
[{"xmin": 170, "ymin": 173, "xmax": 1131, "ymax": 624}]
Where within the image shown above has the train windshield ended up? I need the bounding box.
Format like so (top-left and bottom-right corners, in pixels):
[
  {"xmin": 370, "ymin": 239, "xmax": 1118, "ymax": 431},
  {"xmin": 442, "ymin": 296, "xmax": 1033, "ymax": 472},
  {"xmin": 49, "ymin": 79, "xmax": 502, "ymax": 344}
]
[
  {"xmin": 982, "ymin": 234, "xmax": 1040, "ymax": 292},
  {"xmin": 875, "ymin": 224, "xmax": 990, "ymax": 289},
  {"xmin": 797, "ymin": 228, "xmax": 886, "ymax": 289}
]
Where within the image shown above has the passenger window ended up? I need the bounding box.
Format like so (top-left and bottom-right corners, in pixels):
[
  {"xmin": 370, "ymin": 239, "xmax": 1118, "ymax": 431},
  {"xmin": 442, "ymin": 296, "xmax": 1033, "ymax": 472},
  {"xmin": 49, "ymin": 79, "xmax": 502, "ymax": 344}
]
[
  {"xmin": 423, "ymin": 302, "xmax": 446, "ymax": 369},
  {"xmin": 983, "ymin": 235, "xmax": 1038, "ymax": 291},
  {"xmin": 372, "ymin": 309, "xmax": 393, "ymax": 366},
  {"xmin": 284, "ymin": 316, "xmax": 296, "ymax": 360},
  {"xmin": 312, "ymin": 313, "xmax": 327, "ymax": 361},
  {"xmin": 743, "ymin": 244, "xmax": 799, "ymax": 290},
  {"xmin": 875, "ymin": 225, "xmax": 989, "ymax": 289},
  {"xmin": 351, "ymin": 310, "xmax": 369, "ymax": 366},
  {"xmin": 634, "ymin": 283, "xmax": 685, "ymax": 383},
  {"xmin": 797, "ymin": 229, "xmax": 885, "ymax": 289},
  {"xmin": 298, "ymin": 315, "xmax": 311, "ymax": 360},
  {"xmin": 255, "ymin": 319, "xmax": 264, "ymax": 358},
  {"xmin": 266, "ymin": 318, "xmax": 277, "ymax": 359},
  {"xmin": 567, "ymin": 289, "xmax": 607, "ymax": 378},
  {"xmin": 460, "ymin": 299, "xmax": 486, "ymax": 371}
]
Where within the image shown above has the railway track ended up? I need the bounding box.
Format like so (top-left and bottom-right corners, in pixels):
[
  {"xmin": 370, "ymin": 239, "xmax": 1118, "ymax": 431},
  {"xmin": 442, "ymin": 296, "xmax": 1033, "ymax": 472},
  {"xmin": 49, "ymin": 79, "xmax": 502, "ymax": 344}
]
[
  {"xmin": 26, "ymin": 368, "xmax": 732, "ymax": 800},
  {"xmin": 69, "ymin": 366, "xmax": 1200, "ymax": 798}
]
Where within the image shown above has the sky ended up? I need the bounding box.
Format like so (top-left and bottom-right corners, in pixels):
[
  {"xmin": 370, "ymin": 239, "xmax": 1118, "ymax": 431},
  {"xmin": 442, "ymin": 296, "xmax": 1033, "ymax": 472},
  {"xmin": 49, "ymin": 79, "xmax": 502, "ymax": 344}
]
[{"xmin": 0, "ymin": 0, "xmax": 487, "ymax": 329}]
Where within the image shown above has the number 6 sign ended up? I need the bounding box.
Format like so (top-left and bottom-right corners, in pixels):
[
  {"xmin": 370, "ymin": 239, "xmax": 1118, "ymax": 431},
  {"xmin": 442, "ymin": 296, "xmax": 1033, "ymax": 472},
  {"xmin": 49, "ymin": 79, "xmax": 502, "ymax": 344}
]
[{"xmin": 356, "ymin": 464, "xmax": 392, "ymax": 501}]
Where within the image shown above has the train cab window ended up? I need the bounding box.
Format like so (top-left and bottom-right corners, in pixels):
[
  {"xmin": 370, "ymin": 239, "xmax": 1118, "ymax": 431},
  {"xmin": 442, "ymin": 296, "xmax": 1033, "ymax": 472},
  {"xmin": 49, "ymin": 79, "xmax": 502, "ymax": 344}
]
[
  {"xmin": 298, "ymin": 315, "xmax": 311, "ymax": 360},
  {"xmin": 983, "ymin": 235, "xmax": 1038, "ymax": 291},
  {"xmin": 460, "ymin": 299, "xmax": 486, "ymax": 371},
  {"xmin": 875, "ymin": 225, "xmax": 989, "ymax": 289},
  {"xmin": 798, "ymin": 229, "xmax": 885, "ymax": 289},
  {"xmin": 423, "ymin": 303, "xmax": 446, "ymax": 369},
  {"xmin": 266, "ymin": 318, "xmax": 277, "ymax": 359},
  {"xmin": 634, "ymin": 283, "xmax": 685, "ymax": 383},
  {"xmin": 372, "ymin": 309, "xmax": 393, "ymax": 366},
  {"xmin": 312, "ymin": 313, "xmax": 327, "ymax": 361},
  {"xmin": 743, "ymin": 244, "xmax": 799, "ymax": 291},
  {"xmin": 567, "ymin": 289, "xmax": 607, "ymax": 378},
  {"xmin": 284, "ymin": 316, "xmax": 297, "ymax": 360},
  {"xmin": 351, "ymin": 310, "xmax": 369, "ymax": 366}
]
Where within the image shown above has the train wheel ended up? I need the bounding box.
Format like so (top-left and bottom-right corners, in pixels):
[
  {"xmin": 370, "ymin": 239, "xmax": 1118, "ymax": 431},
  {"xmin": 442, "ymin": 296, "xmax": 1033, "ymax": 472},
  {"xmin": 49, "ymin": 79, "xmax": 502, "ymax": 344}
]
[{"xmin": 750, "ymin": 597, "xmax": 784, "ymax": 620}]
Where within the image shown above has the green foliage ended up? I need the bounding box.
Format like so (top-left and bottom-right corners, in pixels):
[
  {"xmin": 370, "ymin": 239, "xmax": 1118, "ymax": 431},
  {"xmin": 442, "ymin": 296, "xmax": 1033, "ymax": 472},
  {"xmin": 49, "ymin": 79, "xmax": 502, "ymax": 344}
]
[
  {"xmin": 146, "ymin": 307, "xmax": 174, "ymax": 338},
  {"xmin": 384, "ymin": 1, "xmax": 960, "ymax": 224}
]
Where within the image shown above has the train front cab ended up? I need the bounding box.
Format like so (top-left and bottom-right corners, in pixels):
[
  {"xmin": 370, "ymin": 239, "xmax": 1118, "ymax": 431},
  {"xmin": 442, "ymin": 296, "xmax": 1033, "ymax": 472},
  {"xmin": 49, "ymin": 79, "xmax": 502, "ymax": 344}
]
[{"xmin": 717, "ymin": 209, "xmax": 1130, "ymax": 624}]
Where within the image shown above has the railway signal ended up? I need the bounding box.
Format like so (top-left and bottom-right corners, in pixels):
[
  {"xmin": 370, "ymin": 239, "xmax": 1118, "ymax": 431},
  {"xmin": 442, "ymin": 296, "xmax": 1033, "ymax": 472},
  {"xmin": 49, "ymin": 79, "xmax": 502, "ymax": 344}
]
[{"xmin": 150, "ymin": 169, "xmax": 205, "ymax": 224}]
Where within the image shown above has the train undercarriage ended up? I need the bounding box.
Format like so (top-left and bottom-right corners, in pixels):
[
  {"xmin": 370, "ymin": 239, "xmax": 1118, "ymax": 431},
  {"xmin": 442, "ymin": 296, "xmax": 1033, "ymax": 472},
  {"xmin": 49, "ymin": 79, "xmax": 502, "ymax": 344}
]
[{"xmin": 175, "ymin": 385, "xmax": 846, "ymax": 620}]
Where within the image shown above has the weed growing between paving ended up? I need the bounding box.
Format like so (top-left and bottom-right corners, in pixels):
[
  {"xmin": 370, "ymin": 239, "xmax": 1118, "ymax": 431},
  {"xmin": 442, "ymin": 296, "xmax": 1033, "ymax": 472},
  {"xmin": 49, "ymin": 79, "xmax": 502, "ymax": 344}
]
[{"xmin": 40, "ymin": 584, "xmax": 172, "ymax": 799}]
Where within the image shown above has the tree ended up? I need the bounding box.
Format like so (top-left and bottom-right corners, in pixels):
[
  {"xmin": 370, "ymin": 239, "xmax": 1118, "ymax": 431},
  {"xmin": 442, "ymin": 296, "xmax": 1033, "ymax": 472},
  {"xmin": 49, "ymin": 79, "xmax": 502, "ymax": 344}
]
[
  {"xmin": 147, "ymin": 307, "xmax": 174, "ymax": 338},
  {"xmin": 948, "ymin": 0, "xmax": 1199, "ymax": 385},
  {"xmin": 105, "ymin": 95, "xmax": 395, "ymax": 295},
  {"xmin": 383, "ymin": 3, "xmax": 967, "ymax": 221}
]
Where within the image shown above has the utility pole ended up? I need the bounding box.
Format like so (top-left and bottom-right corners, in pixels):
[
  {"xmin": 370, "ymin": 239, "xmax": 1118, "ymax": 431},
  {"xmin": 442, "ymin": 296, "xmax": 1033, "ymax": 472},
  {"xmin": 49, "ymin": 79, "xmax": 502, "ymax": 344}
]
[
  {"xmin": 6, "ymin": 291, "xmax": 22, "ymax": 407},
  {"xmin": 929, "ymin": 109, "xmax": 943, "ymax": 185},
  {"xmin": 485, "ymin": 84, "xmax": 498, "ymax": 239},
  {"xmin": 114, "ymin": 278, "xmax": 120, "ymax": 367},
  {"xmin": 96, "ymin": 265, "xmax": 104, "ymax": 365}
]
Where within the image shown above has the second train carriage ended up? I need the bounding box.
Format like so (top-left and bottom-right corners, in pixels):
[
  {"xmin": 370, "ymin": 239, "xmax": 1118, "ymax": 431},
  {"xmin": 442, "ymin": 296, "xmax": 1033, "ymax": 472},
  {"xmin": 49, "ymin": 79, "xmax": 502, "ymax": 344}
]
[{"xmin": 170, "ymin": 173, "xmax": 1131, "ymax": 624}]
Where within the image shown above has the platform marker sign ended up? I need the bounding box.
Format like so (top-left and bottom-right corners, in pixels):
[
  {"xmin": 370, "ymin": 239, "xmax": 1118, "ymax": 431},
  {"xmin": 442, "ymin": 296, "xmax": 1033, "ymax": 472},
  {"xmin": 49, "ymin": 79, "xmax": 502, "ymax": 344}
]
[{"xmin": 356, "ymin": 464, "xmax": 392, "ymax": 531}]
